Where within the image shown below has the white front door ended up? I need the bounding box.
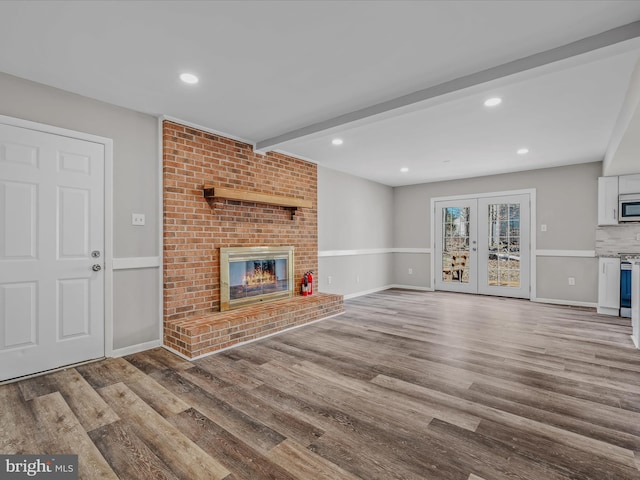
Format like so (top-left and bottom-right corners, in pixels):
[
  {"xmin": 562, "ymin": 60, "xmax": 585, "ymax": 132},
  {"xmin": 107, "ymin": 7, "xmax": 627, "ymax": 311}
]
[
  {"xmin": 434, "ymin": 193, "xmax": 531, "ymax": 299},
  {"xmin": 0, "ymin": 123, "xmax": 105, "ymax": 381}
]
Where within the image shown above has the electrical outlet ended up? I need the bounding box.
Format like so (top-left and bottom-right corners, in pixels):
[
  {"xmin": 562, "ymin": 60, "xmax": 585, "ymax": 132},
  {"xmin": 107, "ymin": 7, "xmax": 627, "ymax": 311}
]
[
  {"xmin": 408, "ymin": 268, "xmax": 413, "ymax": 275},
  {"xmin": 356, "ymin": 275, "xmax": 360, "ymax": 283},
  {"xmin": 568, "ymin": 277, "xmax": 575, "ymax": 286},
  {"xmin": 327, "ymin": 276, "xmax": 332, "ymax": 285},
  {"xmin": 540, "ymin": 224, "xmax": 547, "ymax": 232},
  {"xmin": 132, "ymin": 213, "xmax": 145, "ymax": 226}
]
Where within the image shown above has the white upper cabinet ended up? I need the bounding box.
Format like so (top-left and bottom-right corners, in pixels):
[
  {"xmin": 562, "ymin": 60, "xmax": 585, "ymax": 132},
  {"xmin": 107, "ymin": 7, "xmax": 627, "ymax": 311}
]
[
  {"xmin": 619, "ymin": 174, "xmax": 640, "ymax": 195},
  {"xmin": 598, "ymin": 176, "xmax": 619, "ymax": 225}
]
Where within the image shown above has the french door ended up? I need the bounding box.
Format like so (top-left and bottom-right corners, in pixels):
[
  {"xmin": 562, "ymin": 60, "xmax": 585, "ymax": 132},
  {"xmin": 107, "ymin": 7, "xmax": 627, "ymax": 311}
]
[
  {"xmin": 434, "ymin": 199, "xmax": 477, "ymax": 294},
  {"xmin": 434, "ymin": 193, "xmax": 530, "ymax": 299}
]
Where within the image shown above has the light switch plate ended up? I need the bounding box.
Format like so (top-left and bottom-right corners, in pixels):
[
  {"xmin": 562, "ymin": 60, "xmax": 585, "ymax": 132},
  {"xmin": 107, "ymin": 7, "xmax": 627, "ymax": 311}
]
[{"xmin": 132, "ymin": 213, "xmax": 145, "ymax": 226}]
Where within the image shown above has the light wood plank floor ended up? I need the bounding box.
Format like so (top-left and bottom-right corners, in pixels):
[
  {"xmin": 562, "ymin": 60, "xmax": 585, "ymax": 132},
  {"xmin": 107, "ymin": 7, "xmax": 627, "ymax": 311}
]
[{"xmin": 2, "ymin": 289, "xmax": 640, "ymax": 479}]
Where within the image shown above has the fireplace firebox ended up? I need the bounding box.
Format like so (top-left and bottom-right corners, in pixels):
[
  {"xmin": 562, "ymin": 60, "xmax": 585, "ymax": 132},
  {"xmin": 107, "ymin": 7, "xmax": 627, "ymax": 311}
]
[{"xmin": 220, "ymin": 246, "xmax": 295, "ymax": 311}]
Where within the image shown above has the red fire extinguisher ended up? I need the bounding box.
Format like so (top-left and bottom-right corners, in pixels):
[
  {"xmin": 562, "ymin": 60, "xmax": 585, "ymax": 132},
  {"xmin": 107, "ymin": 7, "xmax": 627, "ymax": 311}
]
[{"xmin": 301, "ymin": 271, "xmax": 314, "ymax": 296}]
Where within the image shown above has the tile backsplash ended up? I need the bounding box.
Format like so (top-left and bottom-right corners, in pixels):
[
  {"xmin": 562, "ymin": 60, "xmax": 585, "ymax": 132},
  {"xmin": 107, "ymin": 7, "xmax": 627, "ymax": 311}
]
[{"xmin": 596, "ymin": 224, "xmax": 640, "ymax": 256}]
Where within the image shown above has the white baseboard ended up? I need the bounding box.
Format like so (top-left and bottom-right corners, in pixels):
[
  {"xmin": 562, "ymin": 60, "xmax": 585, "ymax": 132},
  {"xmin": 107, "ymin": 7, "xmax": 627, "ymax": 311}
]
[
  {"xmin": 110, "ymin": 339, "xmax": 163, "ymax": 358},
  {"xmin": 162, "ymin": 345, "xmax": 192, "ymax": 361},
  {"xmin": 342, "ymin": 284, "xmax": 433, "ymax": 299},
  {"xmin": 343, "ymin": 285, "xmax": 394, "ymax": 299},
  {"xmin": 597, "ymin": 306, "xmax": 621, "ymax": 316},
  {"xmin": 535, "ymin": 298, "xmax": 597, "ymax": 309},
  {"xmin": 162, "ymin": 311, "xmax": 346, "ymax": 361},
  {"xmin": 388, "ymin": 284, "xmax": 434, "ymax": 292},
  {"xmin": 344, "ymin": 283, "xmax": 433, "ymax": 300}
]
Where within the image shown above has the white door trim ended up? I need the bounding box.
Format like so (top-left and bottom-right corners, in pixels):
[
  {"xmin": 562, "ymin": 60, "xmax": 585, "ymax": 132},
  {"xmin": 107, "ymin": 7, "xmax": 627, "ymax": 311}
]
[
  {"xmin": 430, "ymin": 188, "xmax": 536, "ymax": 301},
  {"xmin": 157, "ymin": 117, "xmax": 165, "ymax": 351},
  {"xmin": 0, "ymin": 114, "xmax": 114, "ymax": 356}
]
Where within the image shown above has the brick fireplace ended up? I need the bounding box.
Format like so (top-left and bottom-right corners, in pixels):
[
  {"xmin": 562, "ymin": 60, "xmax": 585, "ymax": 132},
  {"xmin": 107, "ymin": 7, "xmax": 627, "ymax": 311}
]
[{"xmin": 162, "ymin": 121, "xmax": 343, "ymax": 358}]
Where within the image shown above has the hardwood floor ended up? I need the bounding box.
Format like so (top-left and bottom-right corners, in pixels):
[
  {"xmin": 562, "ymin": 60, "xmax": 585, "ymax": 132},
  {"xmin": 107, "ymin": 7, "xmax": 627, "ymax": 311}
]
[{"xmin": 2, "ymin": 289, "xmax": 640, "ymax": 479}]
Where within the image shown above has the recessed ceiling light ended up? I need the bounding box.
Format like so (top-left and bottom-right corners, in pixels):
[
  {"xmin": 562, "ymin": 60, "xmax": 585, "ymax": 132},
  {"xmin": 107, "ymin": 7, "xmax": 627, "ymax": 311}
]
[
  {"xmin": 517, "ymin": 148, "xmax": 529, "ymax": 155},
  {"xmin": 484, "ymin": 97, "xmax": 502, "ymax": 107},
  {"xmin": 180, "ymin": 73, "xmax": 199, "ymax": 84},
  {"xmin": 400, "ymin": 167, "xmax": 409, "ymax": 173},
  {"xmin": 331, "ymin": 138, "xmax": 343, "ymax": 146}
]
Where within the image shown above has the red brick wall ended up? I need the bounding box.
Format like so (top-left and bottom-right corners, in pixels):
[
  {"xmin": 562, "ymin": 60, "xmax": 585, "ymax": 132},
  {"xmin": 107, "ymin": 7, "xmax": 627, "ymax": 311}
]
[{"xmin": 163, "ymin": 120, "xmax": 318, "ymax": 322}]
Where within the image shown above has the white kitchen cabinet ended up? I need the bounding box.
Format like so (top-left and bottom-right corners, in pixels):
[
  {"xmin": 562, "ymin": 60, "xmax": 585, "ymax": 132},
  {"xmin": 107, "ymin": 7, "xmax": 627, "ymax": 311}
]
[
  {"xmin": 597, "ymin": 257, "xmax": 620, "ymax": 316},
  {"xmin": 619, "ymin": 173, "xmax": 640, "ymax": 195},
  {"xmin": 598, "ymin": 176, "xmax": 619, "ymax": 225}
]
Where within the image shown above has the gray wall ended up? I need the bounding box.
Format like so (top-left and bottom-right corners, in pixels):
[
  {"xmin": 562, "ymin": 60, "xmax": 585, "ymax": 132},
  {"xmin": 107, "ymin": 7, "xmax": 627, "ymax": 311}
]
[
  {"xmin": 393, "ymin": 162, "xmax": 602, "ymax": 303},
  {"xmin": 393, "ymin": 252, "xmax": 431, "ymax": 288},
  {"xmin": 319, "ymin": 166, "xmax": 394, "ymax": 250},
  {"xmin": 319, "ymin": 253, "xmax": 394, "ymax": 297},
  {"xmin": 318, "ymin": 166, "xmax": 394, "ymax": 296},
  {"xmin": 319, "ymin": 161, "xmax": 601, "ymax": 304},
  {"xmin": 113, "ymin": 268, "xmax": 161, "ymax": 349},
  {"xmin": 0, "ymin": 72, "xmax": 160, "ymax": 351}
]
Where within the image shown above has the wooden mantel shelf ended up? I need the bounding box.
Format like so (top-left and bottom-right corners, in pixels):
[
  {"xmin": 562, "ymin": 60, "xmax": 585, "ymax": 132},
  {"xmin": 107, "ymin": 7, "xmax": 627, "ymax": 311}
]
[{"xmin": 203, "ymin": 185, "xmax": 312, "ymax": 210}]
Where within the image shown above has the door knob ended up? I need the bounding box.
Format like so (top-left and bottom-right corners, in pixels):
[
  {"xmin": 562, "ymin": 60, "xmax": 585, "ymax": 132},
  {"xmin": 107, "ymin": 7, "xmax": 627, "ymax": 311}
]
[{"xmin": 92, "ymin": 264, "xmax": 102, "ymax": 272}]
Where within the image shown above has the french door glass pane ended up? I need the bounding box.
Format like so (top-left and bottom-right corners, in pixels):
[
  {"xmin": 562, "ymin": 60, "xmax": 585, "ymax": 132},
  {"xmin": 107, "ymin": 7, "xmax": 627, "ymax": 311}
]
[
  {"xmin": 442, "ymin": 207, "xmax": 470, "ymax": 283},
  {"xmin": 487, "ymin": 203, "xmax": 520, "ymax": 287}
]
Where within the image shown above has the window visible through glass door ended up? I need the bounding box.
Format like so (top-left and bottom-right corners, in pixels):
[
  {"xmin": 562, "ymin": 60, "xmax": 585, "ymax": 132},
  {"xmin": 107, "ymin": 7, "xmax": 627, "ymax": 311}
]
[
  {"xmin": 487, "ymin": 203, "xmax": 520, "ymax": 288},
  {"xmin": 442, "ymin": 206, "xmax": 471, "ymax": 284}
]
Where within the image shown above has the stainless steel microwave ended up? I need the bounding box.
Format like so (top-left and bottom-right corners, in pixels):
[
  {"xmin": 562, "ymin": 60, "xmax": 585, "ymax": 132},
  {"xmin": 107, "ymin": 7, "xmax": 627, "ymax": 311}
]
[{"xmin": 619, "ymin": 193, "xmax": 640, "ymax": 222}]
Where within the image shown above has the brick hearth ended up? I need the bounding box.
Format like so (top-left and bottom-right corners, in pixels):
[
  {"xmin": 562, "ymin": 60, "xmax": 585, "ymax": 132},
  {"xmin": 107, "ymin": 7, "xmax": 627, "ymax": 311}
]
[{"xmin": 164, "ymin": 293, "xmax": 344, "ymax": 358}]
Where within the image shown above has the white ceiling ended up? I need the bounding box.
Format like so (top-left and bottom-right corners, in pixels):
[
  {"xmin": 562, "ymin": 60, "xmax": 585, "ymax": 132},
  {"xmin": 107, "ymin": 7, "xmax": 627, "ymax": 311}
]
[
  {"xmin": 280, "ymin": 49, "xmax": 640, "ymax": 185},
  {"xmin": 1, "ymin": 0, "xmax": 640, "ymax": 186}
]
